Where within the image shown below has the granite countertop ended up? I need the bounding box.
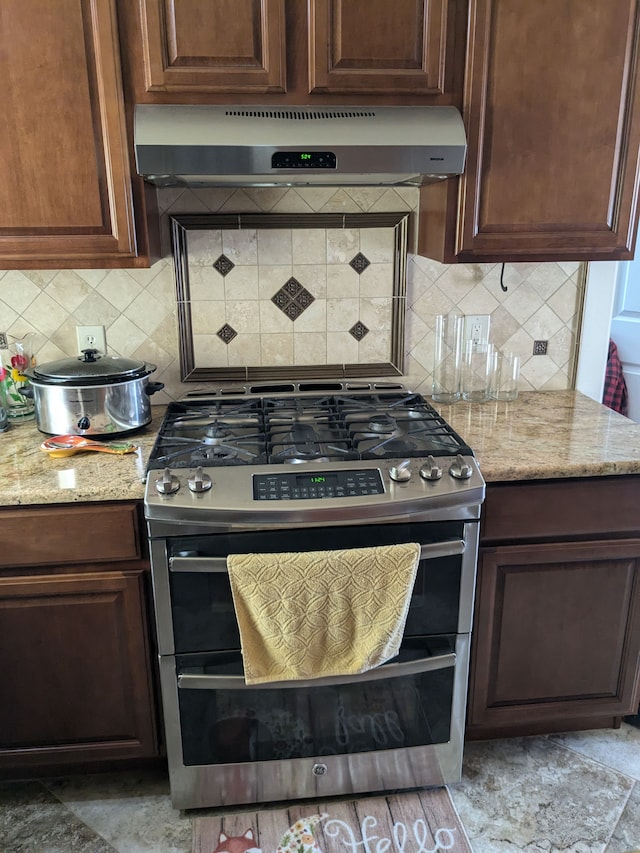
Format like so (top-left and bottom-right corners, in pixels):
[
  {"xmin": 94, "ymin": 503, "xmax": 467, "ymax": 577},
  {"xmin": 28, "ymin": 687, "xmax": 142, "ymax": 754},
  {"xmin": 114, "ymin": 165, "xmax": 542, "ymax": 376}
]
[
  {"xmin": 0, "ymin": 392, "xmax": 639, "ymax": 508},
  {"xmin": 432, "ymin": 390, "xmax": 640, "ymax": 482},
  {"xmin": 0, "ymin": 408, "xmax": 165, "ymax": 507}
]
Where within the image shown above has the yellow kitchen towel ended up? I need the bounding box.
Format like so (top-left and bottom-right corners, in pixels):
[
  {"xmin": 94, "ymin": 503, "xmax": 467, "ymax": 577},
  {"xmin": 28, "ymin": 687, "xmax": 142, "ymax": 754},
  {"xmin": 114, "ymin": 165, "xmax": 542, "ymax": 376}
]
[{"xmin": 227, "ymin": 543, "xmax": 421, "ymax": 685}]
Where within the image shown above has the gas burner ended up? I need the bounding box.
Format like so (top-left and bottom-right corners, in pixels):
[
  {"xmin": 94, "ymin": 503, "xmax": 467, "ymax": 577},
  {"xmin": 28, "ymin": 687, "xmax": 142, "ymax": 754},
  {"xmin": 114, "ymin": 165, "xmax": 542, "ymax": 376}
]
[
  {"xmin": 202, "ymin": 423, "xmax": 234, "ymax": 444},
  {"xmin": 367, "ymin": 414, "xmax": 398, "ymax": 433},
  {"xmin": 269, "ymin": 423, "xmax": 354, "ymax": 464},
  {"xmin": 146, "ymin": 390, "xmax": 473, "ymax": 471}
]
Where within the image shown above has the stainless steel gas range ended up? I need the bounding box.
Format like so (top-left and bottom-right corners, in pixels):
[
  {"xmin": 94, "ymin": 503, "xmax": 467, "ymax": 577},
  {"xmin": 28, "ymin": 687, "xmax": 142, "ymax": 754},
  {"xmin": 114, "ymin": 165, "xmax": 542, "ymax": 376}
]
[{"xmin": 144, "ymin": 381, "xmax": 485, "ymax": 810}]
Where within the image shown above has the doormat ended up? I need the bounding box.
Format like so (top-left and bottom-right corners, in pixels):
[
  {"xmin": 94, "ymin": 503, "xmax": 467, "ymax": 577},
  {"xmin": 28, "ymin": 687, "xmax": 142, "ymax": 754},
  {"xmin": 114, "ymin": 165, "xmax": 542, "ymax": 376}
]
[{"xmin": 192, "ymin": 788, "xmax": 472, "ymax": 853}]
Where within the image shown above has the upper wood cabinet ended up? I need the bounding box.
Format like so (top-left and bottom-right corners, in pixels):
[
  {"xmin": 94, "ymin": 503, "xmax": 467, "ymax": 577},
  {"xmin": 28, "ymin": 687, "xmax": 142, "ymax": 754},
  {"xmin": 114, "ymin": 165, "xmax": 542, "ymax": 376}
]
[
  {"xmin": 0, "ymin": 0, "xmax": 155, "ymax": 270},
  {"xmin": 120, "ymin": 0, "xmax": 464, "ymax": 104},
  {"xmin": 309, "ymin": 0, "xmax": 451, "ymax": 96},
  {"xmin": 418, "ymin": 0, "xmax": 640, "ymax": 263},
  {"xmin": 137, "ymin": 0, "xmax": 287, "ymax": 94}
]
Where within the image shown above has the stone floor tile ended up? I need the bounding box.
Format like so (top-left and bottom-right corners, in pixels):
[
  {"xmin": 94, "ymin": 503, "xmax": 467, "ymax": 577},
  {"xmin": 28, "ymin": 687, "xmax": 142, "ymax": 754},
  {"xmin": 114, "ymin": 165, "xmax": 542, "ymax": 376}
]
[
  {"xmin": 605, "ymin": 781, "xmax": 640, "ymax": 853},
  {"xmin": 449, "ymin": 736, "xmax": 634, "ymax": 853},
  {"xmin": 0, "ymin": 780, "xmax": 115, "ymax": 853},
  {"xmin": 549, "ymin": 723, "xmax": 640, "ymax": 782},
  {"xmin": 44, "ymin": 769, "xmax": 192, "ymax": 853}
]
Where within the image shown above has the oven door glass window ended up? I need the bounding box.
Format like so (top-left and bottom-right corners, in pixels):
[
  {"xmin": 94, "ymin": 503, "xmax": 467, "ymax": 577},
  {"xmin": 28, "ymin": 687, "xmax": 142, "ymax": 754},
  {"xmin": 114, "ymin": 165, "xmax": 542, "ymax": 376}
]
[
  {"xmin": 176, "ymin": 637, "xmax": 455, "ymax": 766},
  {"xmin": 167, "ymin": 521, "xmax": 465, "ymax": 653}
]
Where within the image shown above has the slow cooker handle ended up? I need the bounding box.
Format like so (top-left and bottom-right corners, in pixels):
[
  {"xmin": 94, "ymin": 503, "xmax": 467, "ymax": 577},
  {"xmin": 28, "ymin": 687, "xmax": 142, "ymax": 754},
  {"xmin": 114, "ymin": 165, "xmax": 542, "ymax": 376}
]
[
  {"xmin": 146, "ymin": 381, "xmax": 164, "ymax": 396},
  {"xmin": 17, "ymin": 386, "xmax": 34, "ymax": 398}
]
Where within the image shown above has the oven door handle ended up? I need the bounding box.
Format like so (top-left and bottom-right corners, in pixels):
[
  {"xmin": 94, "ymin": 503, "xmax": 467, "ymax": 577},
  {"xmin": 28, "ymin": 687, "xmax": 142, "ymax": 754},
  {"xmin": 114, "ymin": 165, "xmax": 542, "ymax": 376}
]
[
  {"xmin": 169, "ymin": 539, "xmax": 465, "ymax": 573},
  {"xmin": 176, "ymin": 651, "xmax": 456, "ymax": 690}
]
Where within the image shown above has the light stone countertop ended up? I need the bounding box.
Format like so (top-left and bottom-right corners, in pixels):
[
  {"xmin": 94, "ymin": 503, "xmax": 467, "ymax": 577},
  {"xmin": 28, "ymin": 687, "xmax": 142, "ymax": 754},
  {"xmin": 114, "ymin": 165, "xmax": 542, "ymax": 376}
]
[
  {"xmin": 0, "ymin": 408, "xmax": 165, "ymax": 507},
  {"xmin": 0, "ymin": 392, "xmax": 639, "ymax": 508},
  {"xmin": 432, "ymin": 390, "xmax": 640, "ymax": 482}
]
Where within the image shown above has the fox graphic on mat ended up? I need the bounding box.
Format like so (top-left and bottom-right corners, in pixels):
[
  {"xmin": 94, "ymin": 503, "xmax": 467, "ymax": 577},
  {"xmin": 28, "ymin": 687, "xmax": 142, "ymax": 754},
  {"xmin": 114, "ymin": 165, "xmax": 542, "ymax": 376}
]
[{"xmin": 212, "ymin": 814, "xmax": 328, "ymax": 853}]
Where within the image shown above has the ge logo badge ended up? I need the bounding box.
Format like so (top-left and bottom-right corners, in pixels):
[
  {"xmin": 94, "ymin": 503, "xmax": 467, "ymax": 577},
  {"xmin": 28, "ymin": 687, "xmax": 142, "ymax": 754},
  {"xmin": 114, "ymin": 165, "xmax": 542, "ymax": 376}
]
[{"xmin": 312, "ymin": 763, "xmax": 328, "ymax": 776}]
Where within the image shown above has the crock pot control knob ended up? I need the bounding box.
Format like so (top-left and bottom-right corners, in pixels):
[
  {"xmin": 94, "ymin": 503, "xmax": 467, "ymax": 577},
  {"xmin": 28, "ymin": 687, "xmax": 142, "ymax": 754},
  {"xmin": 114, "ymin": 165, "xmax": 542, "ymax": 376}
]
[
  {"xmin": 188, "ymin": 466, "xmax": 212, "ymax": 493},
  {"xmin": 77, "ymin": 416, "xmax": 90, "ymax": 431},
  {"xmin": 449, "ymin": 454, "xmax": 473, "ymax": 480},
  {"xmin": 389, "ymin": 458, "xmax": 412, "ymax": 482},
  {"xmin": 419, "ymin": 455, "xmax": 442, "ymax": 481},
  {"xmin": 156, "ymin": 467, "xmax": 180, "ymax": 495}
]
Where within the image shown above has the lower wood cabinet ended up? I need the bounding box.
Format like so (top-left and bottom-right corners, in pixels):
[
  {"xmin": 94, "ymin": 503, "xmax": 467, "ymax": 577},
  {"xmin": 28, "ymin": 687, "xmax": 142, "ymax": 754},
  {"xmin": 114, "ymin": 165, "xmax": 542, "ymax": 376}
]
[
  {"xmin": 0, "ymin": 502, "xmax": 159, "ymax": 773},
  {"xmin": 467, "ymin": 477, "xmax": 640, "ymax": 739}
]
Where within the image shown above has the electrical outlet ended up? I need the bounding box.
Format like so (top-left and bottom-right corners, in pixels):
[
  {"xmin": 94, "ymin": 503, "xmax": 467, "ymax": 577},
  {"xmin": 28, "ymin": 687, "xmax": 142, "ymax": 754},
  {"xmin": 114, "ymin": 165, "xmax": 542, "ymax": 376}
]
[
  {"xmin": 0, "ymin": 332, "xmax": 7, "ymax": 350},
  {"xmin": 464, "ymin": 315, "xmax": 491, "ymax": 349},
  {"xmin": 76, "ymin": 325, "xmax": 106, "ymax": 355}
]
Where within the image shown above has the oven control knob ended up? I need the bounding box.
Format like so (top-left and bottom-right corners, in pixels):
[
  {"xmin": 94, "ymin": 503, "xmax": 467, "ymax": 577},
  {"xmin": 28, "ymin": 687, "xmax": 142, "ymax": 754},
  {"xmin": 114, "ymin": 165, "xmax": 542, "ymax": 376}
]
[
  {"xmin": 419, "ymin": 455, "xmax": 442, "ymax": 481},
  {"xmin": 155, "ymin": 467, "xmax": 180, "ymax": 495},
  {"xmin": 188, "ymin": 466, "xmax": 212, "ymax": 493},
  {"xmin": 448, "ymin": 454, "xmax": 473, "ymax": 480},
  {"xmin": 389, "ymin": 459, "xmax": 412, "ymax": 482}
]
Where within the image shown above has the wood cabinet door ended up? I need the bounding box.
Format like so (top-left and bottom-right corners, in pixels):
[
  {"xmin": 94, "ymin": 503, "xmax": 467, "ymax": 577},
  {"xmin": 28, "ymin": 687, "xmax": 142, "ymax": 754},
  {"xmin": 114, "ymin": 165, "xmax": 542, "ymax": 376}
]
[
  {"xmin": 467, "ymin": 539, "xmax": 640, "ymax": 737},
  {"xmin": 420, "ymin": 0, "xmax": 640, "ymax": 263},
  {"xmin": 0, "ymin": 571, "xmax": 158, "ymax": 768},
  {"xmin": 308, "ymin": 0, "xmax": 453, "ymax": 96},
  {"xmin": 137, "ymin": 0, "xmax": 287, "ymax": 93},
  {"xmin": 0, "ymin": 0, "xmax": 146, "ymax": 269},
  {"xmin": 461, "ymin": 0, "xmax": 640, "ymax": 261}
]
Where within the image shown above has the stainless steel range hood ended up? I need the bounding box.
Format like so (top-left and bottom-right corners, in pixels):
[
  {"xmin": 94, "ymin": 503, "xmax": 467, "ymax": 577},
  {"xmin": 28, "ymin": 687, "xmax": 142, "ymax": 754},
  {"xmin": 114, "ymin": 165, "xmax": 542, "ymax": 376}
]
[{"xmin": 134, "ymin": 104, "xmax": 466, "ymax": 187}]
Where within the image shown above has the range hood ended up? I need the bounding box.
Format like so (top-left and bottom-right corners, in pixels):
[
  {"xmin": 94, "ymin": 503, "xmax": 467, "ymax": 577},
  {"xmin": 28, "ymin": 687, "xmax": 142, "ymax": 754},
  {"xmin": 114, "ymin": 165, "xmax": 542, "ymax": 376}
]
[{"xmin": 134, "ymin": 104, "xmax": 466, "ymax": 187}]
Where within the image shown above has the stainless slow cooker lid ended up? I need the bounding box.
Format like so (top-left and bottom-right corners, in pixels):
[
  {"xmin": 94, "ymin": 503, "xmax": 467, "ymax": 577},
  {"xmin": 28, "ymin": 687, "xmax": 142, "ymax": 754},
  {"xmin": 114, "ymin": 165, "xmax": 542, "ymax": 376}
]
[{"xmin": 29, "ymin": 349, "xmax": 154, "ymax": 385}]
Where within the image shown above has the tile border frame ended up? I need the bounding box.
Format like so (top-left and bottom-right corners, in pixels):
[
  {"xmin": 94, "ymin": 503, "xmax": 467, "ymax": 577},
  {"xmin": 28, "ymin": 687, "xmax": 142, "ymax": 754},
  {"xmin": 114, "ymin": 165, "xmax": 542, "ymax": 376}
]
[{"xmin": 170, "ymin": 212, "xmax": 410, "ymax": 382}]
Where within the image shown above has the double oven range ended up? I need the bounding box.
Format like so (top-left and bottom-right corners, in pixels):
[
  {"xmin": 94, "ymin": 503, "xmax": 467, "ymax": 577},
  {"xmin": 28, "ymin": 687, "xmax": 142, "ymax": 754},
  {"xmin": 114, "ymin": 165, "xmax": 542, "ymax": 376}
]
[{"xmin": 144, "ymin": 381, "xmax": 485, "ymax": 810}]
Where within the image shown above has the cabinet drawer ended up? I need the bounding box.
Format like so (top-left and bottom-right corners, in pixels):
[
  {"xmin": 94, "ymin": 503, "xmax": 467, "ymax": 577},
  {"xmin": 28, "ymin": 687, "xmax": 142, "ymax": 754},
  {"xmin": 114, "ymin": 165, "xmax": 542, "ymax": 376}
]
[
  {"xmin": 0, "ymin": 503, "xmax": 143, "ymax": 568},
  {"xmin": 481, "ymin": 477, "xmax": 640, "ymax": 543}
]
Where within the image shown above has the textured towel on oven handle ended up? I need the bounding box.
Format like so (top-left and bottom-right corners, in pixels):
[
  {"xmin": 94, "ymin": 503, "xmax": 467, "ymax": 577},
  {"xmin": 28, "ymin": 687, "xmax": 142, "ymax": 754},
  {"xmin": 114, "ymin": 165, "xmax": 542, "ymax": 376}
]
[{"xmin": 226, "ymin": 543, "xmax": 421, "ymax": 685}]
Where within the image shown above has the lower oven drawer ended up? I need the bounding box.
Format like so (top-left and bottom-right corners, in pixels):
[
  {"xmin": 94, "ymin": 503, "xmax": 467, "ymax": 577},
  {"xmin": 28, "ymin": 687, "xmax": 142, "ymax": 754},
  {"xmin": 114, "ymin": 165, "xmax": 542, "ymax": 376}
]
[
  {"xmin": 163, "ymin": 520, "xmax": 469, "ymax": 653},
  {"xmin": 170, "ymin": 636, "xmax": 456, "ymax": 766}
]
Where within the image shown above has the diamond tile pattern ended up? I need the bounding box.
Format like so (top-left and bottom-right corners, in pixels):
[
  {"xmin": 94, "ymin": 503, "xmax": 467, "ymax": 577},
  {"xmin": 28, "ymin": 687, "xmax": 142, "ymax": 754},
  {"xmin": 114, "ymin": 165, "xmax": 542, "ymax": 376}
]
[
  {"xmin": 350, "ymin": 252, "xmax": 371, "ymax": 274},
  {"xmin": 217, "ymin": 324, "xmax": 237, "ymax": 344},
  {"xmin": 349, "ymin": 321, "xmax": 369, "ymax": 341},
  {"xmin": 271, "ymin": 277, "xmax": 315, "ymax": 321},
  {"xmin": 213, "ymin": 254, "xmax": 235, "ymax": 276},
  {"xmin": 0, "ymin": 185, "xmax": 584, "ymax": 403}
]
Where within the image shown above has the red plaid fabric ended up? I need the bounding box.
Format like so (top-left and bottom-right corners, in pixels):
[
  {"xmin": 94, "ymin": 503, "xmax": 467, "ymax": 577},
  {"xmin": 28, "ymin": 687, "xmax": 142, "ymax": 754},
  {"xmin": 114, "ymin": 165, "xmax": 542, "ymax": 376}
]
[{"xmin": 602, "ymin": 339, "xmax": 629, "ymax": 416}]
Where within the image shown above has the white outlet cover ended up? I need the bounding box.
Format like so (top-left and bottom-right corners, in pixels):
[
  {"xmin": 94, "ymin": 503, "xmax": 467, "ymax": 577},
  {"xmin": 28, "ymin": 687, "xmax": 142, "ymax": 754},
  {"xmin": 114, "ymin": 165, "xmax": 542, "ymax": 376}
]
[{"xmin": 76, "ymin": 325, "xmax": 106, "ymax": 354}]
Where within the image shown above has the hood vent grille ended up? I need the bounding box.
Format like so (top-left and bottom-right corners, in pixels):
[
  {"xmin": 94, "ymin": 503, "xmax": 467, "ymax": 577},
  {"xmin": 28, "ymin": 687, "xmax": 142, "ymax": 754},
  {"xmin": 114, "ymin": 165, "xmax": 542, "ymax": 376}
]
[{"xmin": 224, "ymin": 109, "xmax": 378, "ymax": 121}]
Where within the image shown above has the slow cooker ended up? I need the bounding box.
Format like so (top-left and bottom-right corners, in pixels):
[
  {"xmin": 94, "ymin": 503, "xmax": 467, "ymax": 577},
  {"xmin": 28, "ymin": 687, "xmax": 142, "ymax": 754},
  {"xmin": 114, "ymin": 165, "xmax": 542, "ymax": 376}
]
[{"xmin": 23, "ymin": 348, "xmax": 164, "ymax": 436}]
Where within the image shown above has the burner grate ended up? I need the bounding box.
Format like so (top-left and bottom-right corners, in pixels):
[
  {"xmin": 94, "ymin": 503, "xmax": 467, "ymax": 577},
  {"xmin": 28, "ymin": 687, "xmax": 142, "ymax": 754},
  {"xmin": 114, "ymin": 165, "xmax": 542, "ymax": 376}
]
[{"xmin": 146, "ymin": 392, "xmax": 472, "ymax": 471}]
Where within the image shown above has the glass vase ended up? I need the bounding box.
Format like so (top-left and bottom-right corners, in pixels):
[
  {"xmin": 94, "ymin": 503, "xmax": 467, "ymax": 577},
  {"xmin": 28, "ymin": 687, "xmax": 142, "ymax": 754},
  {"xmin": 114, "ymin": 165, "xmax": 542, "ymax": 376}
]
[{"xmin": 2, "ymin": 333, "xmax": 36, "ymax": 420}]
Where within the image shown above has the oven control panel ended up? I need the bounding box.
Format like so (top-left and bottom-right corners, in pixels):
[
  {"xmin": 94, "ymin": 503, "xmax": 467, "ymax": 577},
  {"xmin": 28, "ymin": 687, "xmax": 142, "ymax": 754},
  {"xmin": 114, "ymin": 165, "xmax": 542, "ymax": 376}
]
[{"xmin": 253, "ymin": 469, "xmax": 384, "ymax": 500}]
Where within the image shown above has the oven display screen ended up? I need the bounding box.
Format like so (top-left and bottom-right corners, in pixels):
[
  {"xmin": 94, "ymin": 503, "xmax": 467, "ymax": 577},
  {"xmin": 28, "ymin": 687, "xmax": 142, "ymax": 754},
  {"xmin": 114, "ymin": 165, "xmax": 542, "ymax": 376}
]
[
  {"xmin": 297, "ymin": 474, "xmax": 337, "ymax": 487},
  {"xmin": 253, "ymin": 469, "xmax": 384, "ymax": 500}
]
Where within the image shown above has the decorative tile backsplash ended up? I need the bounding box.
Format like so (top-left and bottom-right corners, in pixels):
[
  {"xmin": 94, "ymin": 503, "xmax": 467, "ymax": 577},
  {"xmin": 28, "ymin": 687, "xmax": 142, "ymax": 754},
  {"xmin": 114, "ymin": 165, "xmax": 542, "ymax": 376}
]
[
  {"xmin": 170, "ymin": 212, "xmax": 409, "ymax": 381},
  {"xmin": 0, "ymin": 186, "xmax": 584, "ymax": 404}
]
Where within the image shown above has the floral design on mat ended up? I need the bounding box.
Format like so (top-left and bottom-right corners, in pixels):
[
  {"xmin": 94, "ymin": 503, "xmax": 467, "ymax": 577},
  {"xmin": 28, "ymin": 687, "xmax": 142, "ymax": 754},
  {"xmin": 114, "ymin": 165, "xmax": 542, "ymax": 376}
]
[{"xmin": 211, "ymin": 814, "xmax": 327, "ymax": 853}]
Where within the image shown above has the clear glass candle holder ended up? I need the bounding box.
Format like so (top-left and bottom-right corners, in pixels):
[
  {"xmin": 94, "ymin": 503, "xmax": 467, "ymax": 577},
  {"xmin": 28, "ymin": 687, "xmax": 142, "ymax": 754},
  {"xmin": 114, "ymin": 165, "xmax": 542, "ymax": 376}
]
[
  {"xmin": 490, "ymin": 350, "xmax": 521, "ymax": 401},
  {"xmin": 461, "ymin": 341, "xmax": 494, "ymax": 402},
  {"xmin": 432, "ymin": 312, "xmax": 463, "ymax": 403}
]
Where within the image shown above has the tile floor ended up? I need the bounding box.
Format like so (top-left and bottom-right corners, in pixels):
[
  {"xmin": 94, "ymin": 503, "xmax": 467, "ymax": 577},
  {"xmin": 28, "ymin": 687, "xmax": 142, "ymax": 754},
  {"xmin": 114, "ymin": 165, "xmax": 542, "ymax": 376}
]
[{"xmin": 2, "ymin": 723, "xmax": 639, "ymax": 853}]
